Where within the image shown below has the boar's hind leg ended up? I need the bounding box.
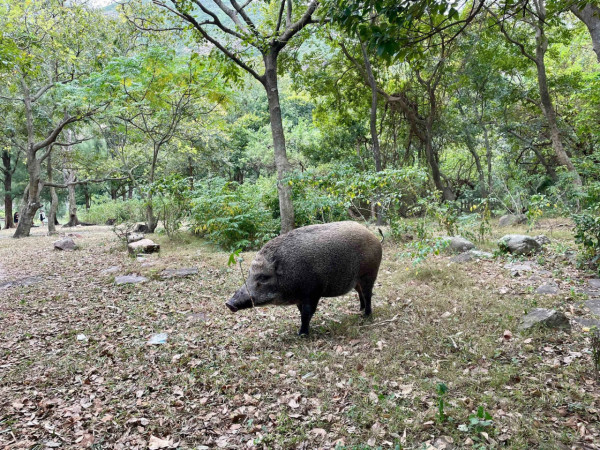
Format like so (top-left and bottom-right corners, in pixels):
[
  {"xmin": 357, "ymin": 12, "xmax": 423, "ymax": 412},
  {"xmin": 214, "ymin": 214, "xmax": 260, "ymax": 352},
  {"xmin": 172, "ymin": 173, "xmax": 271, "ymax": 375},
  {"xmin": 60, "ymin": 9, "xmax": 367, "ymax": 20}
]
[
  {"xmin": 298, "ymin": 300, "xmax": 319, "ymax": 336},
  {"xmin": 355, "ymin": 277, "xmax": 375, "ymax": 316}
]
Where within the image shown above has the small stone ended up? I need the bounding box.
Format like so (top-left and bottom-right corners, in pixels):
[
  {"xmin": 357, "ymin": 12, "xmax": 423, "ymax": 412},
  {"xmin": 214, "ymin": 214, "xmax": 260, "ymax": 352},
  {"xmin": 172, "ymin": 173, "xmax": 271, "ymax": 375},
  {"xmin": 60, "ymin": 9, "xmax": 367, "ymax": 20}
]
[
  {"xmin": 534, "ymin": 235, "xmax": 550, "ymax": 246},
  {"xmin": 115, "ymin": 274, "xmax": 148, "ymax": 285},
  {"xmin": 498, "ymin": 214, "xmax": 527, "ymax": 227},
  {"xmin": 0, "ymin": 276, "xmax": 43, "ymax": 290},
  {"xmin": 101, "ymin": 266, "xmax": 121, "ymax": 275},
  {"xmin": 450, "ymin": 252, "xmax": 473, "ymax": 263},
  {"xmin": 127, "ymin": 233, "xmax": 145, "ymax": 243},
  {"xmin": 443, "ymin": 236, "xmax": 475, "ymax": 253},
  {"xmin": 76, "ymin": 334, "xmax": 88, "ymax": 342},
  {"xmin": 518, "ymin": 308, "xmax": 570, "ymax": 331},
  {"xmin": 573, "ymin": 317, "xmax": 600, "ymax": 329},
  {"xmin": 535, "ymin": 284, "xmax": 559, "ymax": 295},
  {"xmin": 585, "ymin": 299, "xmax": 600, "ymax": 316},
  {"xmin": 469, "ymin": 250, "xmax": 493, "ymax": 259},
  {"xmin": 160, "ymin": 267, "xmax": 198, "ymax": 279},
  {"xmin": 53, "ymin": 237, "xmax": 76, "ymax": 251},
  {"xmin": 589, "ymin": 279, "xmax": 600, "ymax": 289},
  {"xmin": 128, "ymin": 239, "xmax": 160, "ymax": 255},
  {"xmin": 498, "ymin": 235, "xmax": 541, "ymax": 255}
]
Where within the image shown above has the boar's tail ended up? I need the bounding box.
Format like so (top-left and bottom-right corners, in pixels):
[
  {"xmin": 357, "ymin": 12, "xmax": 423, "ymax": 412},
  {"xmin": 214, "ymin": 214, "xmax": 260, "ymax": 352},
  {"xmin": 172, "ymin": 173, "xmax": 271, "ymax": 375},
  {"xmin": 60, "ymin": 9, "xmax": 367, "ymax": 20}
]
[{"xmin": 378, "ymin": 228, "xmax": 384, "ymax": 244}]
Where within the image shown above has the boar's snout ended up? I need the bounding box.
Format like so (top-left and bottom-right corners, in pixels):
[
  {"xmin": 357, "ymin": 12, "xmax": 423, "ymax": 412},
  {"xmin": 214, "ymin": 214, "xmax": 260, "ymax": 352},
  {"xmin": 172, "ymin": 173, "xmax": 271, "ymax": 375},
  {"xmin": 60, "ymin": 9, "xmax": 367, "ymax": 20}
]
[{"xmin": 225, "ymin": 300, "xmax": 239, "ymax": 313}]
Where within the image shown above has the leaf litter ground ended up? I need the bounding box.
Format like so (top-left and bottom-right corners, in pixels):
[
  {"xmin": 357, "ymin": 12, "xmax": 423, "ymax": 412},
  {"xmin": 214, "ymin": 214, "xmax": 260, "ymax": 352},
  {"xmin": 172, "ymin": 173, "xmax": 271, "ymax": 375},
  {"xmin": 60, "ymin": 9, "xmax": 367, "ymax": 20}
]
[{"xmin": 0, "ymin": 222, "xmax": 599, "ymax": 449}]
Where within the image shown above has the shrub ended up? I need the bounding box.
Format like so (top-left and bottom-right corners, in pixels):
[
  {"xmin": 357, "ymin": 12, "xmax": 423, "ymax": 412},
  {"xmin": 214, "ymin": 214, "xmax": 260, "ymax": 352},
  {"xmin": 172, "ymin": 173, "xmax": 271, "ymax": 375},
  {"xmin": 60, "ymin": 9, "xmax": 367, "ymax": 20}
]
[
  {"xmin": 190, "ymin": 177, "xmax": 279, "ymax": 251},
  {"xmin": 573, "ymin": 210, "xmax": 600, "ymax": 274},
  {"xmin": 79, "ymin": 197, "xmax": 146, "ymax": 224},
  {"xmin": 148, "ymin": 175, "xmax": 192, "ymax": 239}
]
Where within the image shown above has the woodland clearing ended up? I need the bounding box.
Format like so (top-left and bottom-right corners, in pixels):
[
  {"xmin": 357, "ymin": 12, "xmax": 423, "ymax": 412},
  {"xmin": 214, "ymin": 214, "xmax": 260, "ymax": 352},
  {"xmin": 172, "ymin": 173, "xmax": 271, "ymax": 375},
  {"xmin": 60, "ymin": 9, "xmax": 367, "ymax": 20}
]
[{"xmin": 0, "ymin": 222, "xmax": 599, "ymax": 449}]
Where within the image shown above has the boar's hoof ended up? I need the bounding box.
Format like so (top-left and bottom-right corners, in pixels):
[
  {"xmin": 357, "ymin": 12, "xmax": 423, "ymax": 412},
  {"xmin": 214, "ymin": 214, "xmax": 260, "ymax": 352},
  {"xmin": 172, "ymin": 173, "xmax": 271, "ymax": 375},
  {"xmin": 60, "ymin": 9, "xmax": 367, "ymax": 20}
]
[
  {"xmin": 298, "ymin": 329, "xmax": 309, "ymax": 337},
  {"xmin": 226, "ymin": 302, "xmax": 238, "ymax": 313}
]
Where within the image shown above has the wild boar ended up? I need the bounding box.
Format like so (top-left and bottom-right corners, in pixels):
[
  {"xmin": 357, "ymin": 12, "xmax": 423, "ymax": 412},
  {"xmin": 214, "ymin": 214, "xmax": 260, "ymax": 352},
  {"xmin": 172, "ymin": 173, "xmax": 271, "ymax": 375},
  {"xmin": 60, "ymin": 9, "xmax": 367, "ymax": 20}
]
[{"xmin": 225, "ymin": 221, "xmax": 383, "ymax": 335}]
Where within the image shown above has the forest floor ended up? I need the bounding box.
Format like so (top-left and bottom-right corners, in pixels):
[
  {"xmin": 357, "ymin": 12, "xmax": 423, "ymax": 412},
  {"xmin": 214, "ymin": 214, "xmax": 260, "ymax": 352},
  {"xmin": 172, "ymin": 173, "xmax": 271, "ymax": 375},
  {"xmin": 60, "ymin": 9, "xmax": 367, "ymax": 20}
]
[{"xmin": 1, "ymin": 220, "xmax": 600, "ymax": 449}]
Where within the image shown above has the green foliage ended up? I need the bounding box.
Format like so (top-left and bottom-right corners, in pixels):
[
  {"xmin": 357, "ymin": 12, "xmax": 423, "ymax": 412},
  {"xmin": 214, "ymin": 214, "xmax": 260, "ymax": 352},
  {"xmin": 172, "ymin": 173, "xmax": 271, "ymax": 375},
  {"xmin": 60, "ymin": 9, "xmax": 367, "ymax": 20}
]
[
  {"xmin": 290, "ymin": 165, "xmax": 430, "ymax": 223},
  {"xmin": 572, "ymin": 210, "xmax": 600, "ymax": 274},
  {"xmin": 148, "ymin": 175, "xmax": 192, "ymax": 239},
  {"xmin": 404, "ymin": 237, "xmax": 450, "ymax": 265},
  {"xmin": 190, "ymin": 177, "xmax": 279, "ymax": 251},
  {"xmin": 436, "ymin": 382, "xmax": 448, "ymax": 422},
  {"xmin": 79, "ymin": 197, "xmax": 146, "ymax": 225},
  {"xmin": 458, "ymin": 406, "xmax": 494, "ymax": 438}
]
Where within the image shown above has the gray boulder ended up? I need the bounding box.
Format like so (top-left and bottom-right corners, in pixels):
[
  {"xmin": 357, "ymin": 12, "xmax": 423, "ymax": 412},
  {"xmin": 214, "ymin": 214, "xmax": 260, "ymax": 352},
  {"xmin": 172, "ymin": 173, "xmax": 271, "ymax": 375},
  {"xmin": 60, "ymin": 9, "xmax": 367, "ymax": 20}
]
[
  {"xmin": 518, "ymin": 308, "xmax": 570, "ymax": 331},
  {"xmin": 498, "ymin": 214, "xmax": 527, "ymax": 227},
  {"xmin": 133, "ymin": 223, "xmax": 150, "ymax": 233},
  {"xmin": 534, "ymin": 235, "xmax": 550, "ymax": 246},
  {"xmin": 450, "ymin": 252, "xmax": 473, "ymax": 263},
  {"xmin": 443, "ymin": 235, "xmax": 475, "ymax": 253},
  {"xmin": 535, "ymin": 283, "xmax": 559, "ymax": 295},
  {"xmin": 115, "ymin": 274, "xmax": 148, "ymax": 285},
  {"xmin": 127, "ymin": 233, "xmax": 145, "ymax": 244},
  {"xmin": 498, "ymin": 234, "xmax": 541, "ymax": 255},
  {"xmin": 54, "ymin": 237, "xmax": 76, "ymax": 251},
  {"xmin": 586, "ymin": 299, "xmax": 600, "ymax": 316},
  {"xmin": 128, "ymin": 239, "xmax": 160, "ymax": 255},
  {"xmin": 160, "ymin": 267, "xmax": 198, "ymax": 279}
]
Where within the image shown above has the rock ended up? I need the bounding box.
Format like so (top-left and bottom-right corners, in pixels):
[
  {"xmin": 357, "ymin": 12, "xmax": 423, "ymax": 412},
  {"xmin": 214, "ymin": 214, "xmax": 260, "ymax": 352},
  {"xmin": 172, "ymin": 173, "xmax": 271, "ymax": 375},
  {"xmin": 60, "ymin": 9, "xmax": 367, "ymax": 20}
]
[
  {"xmin": 589, "ymin": 279, "xmax": 600, "ymax": 289},
  {"xmin": 160, "ymin": 267, "xmax": 198, "ymax": 279},
  {"xmin": 115, "ymin": 274, "xmax": 148, "ymax": 285},
  {"xmin": 503, "ymin": 262, "xmax": 533, "ymax": 277},
  {"xmin": 498, "ymin": 234, "xmax": 541, "ymax": 255},
  {"xmin": 443, "ymin": 235, "xmax": 475, "ymax": 253},
  {"xmin": 469, "ymin": 250, "xmax": 493, "ymax": 259},
  {"xmin": 127, "ymin": 233, "xmax": 145, "ymax": 243},
  {"xmin": 53, "ymin": 237, "xmax": 76, "ymax": 251},
  {"xmin": 101, "ymin": 265, "xmax": 121, "ymax": 275},
  {"xmin": 518, "ymin": 308, "xmax": 570, "ymax": 331},
  {"xmin": 498, "ymin": 214, "xmax": 527, "ymax": 227},
  {"xmin": 585, "ymin": 299, "xmax": 600, "ymax": 316},
  {"xmin": 0, "ymin": 276, "xmax": 43, "ymax": 290},
  {"xmin": 133, "ymin": 223, "xmax": 150, "ymax": 233},
  {"xmin": 76, "ymin": 334, "xmax": 88, "ymax": 342},
  {"xmin": 147, "ymin": 333, "xmax": 168, "ymax": 345},
  {"xmin": 128, "ymin": 239, "xmax": 160, "ymax": 255},
  {"xmin": 450, "ymin": 252, "xmax": 473, "ymax": 263},
  {"xmin": 573, "ymin": 317, "xmax": 600, "ymax": 329},
  {"xmin": 105, "ymin": 218, "xmax": 116, "ymax": 226},
  {"xmin": 535, "ymin": 283, "xmax": 559, "ymax": 295},
  {"xmin": 534, "ymin": 235, "xmax": 550, "ymax": 246}
]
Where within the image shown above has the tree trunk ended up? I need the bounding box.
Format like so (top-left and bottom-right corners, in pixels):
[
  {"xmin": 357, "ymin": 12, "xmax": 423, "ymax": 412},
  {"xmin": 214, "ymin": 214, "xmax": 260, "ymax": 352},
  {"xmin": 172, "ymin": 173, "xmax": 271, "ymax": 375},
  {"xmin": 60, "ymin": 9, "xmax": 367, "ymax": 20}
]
[
  {"xmin": 2, "ymin": 150, "xmax": 14, "ymax": 229},
  {"xmin": 571, "ymin": 3, "xmax": 600, "ymax": 62},
  {"xmin": 47, "ymin": 151, "xmax": 58, "ymax": 234},
  {"xmin": 128, "ymin": 183, "xmax": 133, "ymax": 199},
  {"xmin": 84, "ymin": 184, "xmax": 90, "ymax": 210},
  {"xmin": 63, "ymin": 169, "xmax": 80, "ymax": 227},
  {"xmin": 146, "ymin": 198, "xmax": 158, "ymax": 233},
  {"xmin": 264, "ymin": 51, "xmax": 295, "ymax": 233},
  {"xmin": 534, "ymin": 23, "xmax": 582, "ymax": 186},
  {"xmin": 482, "ymin": 124, "xmax": 493, "ymax": 194},
  {"xmin": 361, "ymin": 42, "xmax": 383, "ymax": 225},
  {"xmin": 13, "ymin": 149, "xmax": 42, "ymax": 238}
]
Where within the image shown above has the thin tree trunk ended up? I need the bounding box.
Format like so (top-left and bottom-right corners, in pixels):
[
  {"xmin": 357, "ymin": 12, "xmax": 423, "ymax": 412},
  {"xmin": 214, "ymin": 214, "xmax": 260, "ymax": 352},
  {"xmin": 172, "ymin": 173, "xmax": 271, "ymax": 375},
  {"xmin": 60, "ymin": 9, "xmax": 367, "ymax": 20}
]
[
  {"xmin": 47, "ymin": 151, "xmax": 58, "ymax": 234},
  {"xmin": 264, "ymin": 51, "xmax": 295, "ymax": 233},
  {"xmin": 63, "ymin": 169, "xmax": 80, "ymax": 227},
  {"xmin": 482, "ymin": 124, "xmax": 493, "ymax": 194},
  {"xmin": 534, "ymin": 23, "xmax": 582, "ymax": 186},
  {"xmin": 14, "ymin": 151, "xmax": 42, "ymax": 238},
  {"xmin": 571, "ymin": 3, "xmax": 600, "ymax": 63},
  {"xmin": 2, "ymin": 151, "xmax": 14, "ymax": 229},
  {"xmin": 361, "ymin": 42, "xmax": 383, "ymax": 225}
]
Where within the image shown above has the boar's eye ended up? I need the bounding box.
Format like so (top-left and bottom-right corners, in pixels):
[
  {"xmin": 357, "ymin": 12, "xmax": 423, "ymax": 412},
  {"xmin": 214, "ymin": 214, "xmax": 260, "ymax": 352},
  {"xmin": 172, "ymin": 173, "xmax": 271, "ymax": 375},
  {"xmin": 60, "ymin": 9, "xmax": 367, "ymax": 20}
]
[{"xmin": 256, "ymin": 274, "xmax": 271, "ymax": 282}]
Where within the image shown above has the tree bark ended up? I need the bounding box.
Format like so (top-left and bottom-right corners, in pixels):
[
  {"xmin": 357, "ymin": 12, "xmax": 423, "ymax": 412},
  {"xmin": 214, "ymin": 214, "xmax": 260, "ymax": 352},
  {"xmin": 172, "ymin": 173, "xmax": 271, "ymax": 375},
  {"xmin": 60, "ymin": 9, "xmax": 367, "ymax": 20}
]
[
  {"xmin": 571, "ymin": 3, "xmax": 600, "ymax": 62},
  {"xmin": 482, "ymin": 123, "xmax": 493, "ymax": 194},
  {"xmin": 361, "ymin": 42, "xmax": 383, "ymax": 225},
  {"xmin": 47, "ymin": 151, "xmax": 58, "ymax": 234},
  {"xmin": 264, "ymin": 51, "xmax": 295, "ymax": 233},
  {"xmin": 14, "ymin": 152, "xmax": 42, "ymax": 238},
  {"xmin": 63, "ymin": 169, "xmax": 80, "ymax": 227},
  {"xmin": 2, "ymin": 150, "xmax": 14, "ymax": 229},
  {"xmin": 533, "ymin": 15, "xmax": 582, "ymax": 186}
]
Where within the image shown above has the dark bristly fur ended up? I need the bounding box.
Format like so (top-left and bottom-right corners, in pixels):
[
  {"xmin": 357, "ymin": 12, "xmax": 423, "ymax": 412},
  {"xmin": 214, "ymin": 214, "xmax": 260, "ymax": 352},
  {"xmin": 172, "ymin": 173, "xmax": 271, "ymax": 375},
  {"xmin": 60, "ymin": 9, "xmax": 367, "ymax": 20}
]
[{"xmin": 226, "ymin": 221, "xmax": 383, "ymax": 335}]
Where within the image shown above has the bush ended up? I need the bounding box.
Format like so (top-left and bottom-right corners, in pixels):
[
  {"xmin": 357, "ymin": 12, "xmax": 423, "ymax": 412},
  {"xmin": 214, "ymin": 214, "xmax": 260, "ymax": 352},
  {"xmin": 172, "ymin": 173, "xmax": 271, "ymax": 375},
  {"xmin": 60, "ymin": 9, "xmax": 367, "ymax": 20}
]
[
  {"xmin": 573, "ymin": 210, "xmax": 600, "ymax": 274},
  {"xmin": 190, "ymin": 177, "xmax": 279, "ymax": 251},
  {"xmin": 79, "ymin": 197, "xmax": 146, "ymax": 224},
  {"xmin": 148, "ymin": 175, "xmax": 192, "ymax": 239}
]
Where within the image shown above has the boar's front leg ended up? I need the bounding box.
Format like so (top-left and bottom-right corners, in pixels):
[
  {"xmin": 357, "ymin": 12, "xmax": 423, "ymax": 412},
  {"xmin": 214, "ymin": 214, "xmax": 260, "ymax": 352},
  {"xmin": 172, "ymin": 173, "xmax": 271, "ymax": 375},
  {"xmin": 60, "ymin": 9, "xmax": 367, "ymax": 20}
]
[{"xmin": 298, "ymin": 299, "xmax": 319, "ymax": 336}]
